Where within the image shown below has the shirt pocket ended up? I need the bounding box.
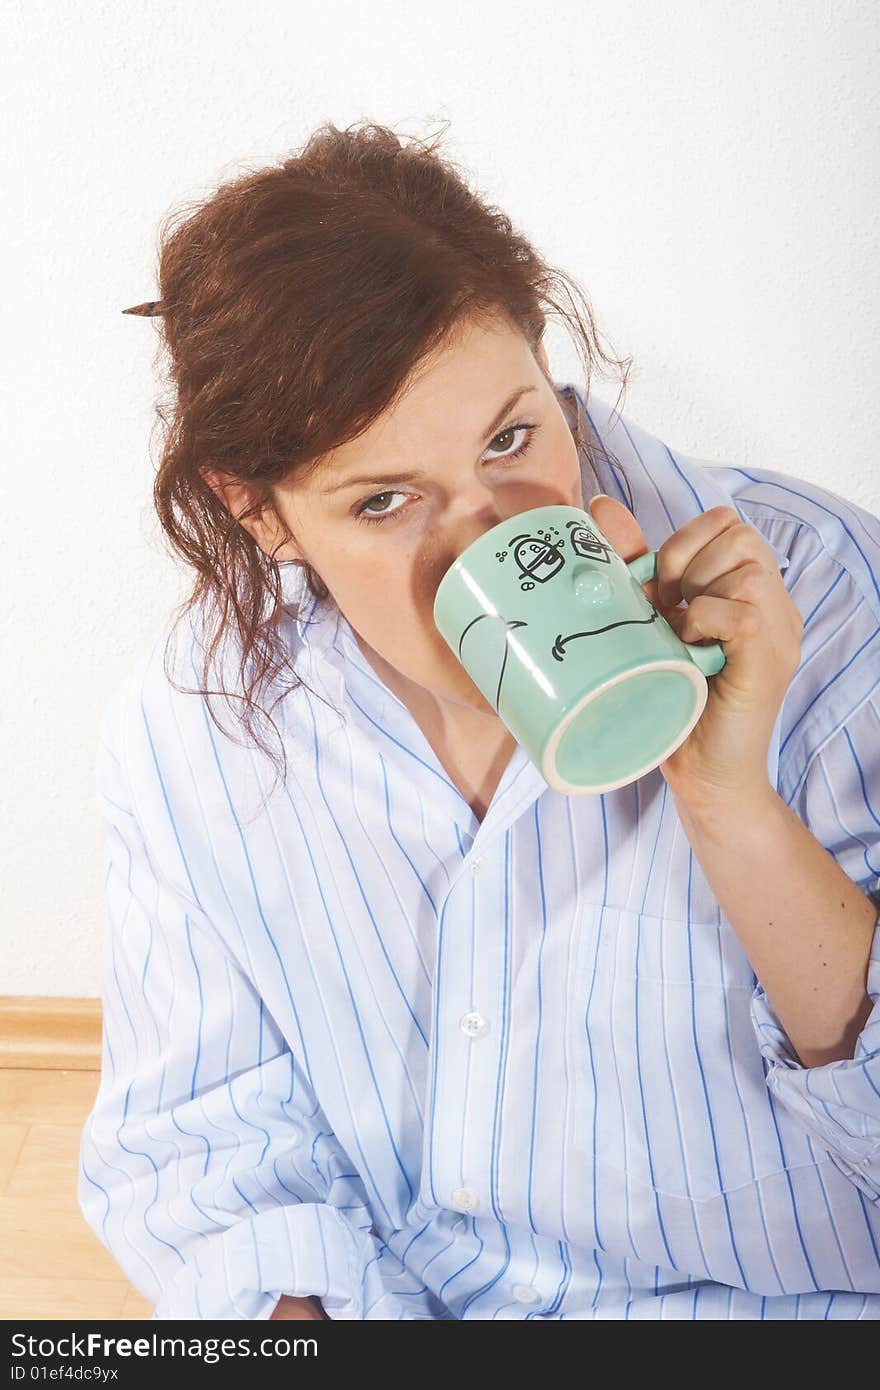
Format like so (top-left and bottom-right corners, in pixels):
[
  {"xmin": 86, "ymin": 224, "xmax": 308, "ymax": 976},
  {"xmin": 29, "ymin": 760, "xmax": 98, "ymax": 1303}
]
[{"xmin": 569, "ymin": 904, "xmax": 792, "ymax": 1203}]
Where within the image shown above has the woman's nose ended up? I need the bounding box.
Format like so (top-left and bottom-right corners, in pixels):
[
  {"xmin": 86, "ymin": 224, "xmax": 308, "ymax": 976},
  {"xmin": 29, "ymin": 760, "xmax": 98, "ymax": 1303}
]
[
  {"xmin": 452, "ymin": 503, "xmax": 510, "ymax": 557},
  {"xmin": 449, "ymin": 479, "xmax": 561, "ymax": 557}
]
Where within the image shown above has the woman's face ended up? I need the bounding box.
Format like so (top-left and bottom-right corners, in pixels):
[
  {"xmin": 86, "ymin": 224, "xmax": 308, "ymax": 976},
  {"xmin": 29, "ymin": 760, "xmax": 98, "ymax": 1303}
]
[{"xmin": 221, "ymin": 313, "xmax": 584, "ymax": 715}]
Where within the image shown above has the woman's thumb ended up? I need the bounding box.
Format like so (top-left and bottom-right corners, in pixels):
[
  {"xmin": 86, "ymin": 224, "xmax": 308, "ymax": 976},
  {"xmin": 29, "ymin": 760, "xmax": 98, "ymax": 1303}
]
[{"xmin": 587, "ymin": 492, "xmax": 650, "ymax": 564}]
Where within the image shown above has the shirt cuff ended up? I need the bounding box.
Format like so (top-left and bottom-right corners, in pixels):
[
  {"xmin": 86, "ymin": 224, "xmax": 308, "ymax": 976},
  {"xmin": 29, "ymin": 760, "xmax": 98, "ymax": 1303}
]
[
  {"xmin": 150, "ymin": 1201, "xmax": 447, "ymax": 1319},
  {"xmin": 749, "ymin": 905, "xmax": 880, "ymax": 1200}
]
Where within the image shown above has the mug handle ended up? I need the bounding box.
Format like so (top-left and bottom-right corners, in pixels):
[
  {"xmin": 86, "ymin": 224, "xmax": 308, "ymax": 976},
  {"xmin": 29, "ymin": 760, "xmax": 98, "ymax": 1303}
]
[{"xmin": 626, "ymin": 550, "xmax": 726, "ymax": 677}]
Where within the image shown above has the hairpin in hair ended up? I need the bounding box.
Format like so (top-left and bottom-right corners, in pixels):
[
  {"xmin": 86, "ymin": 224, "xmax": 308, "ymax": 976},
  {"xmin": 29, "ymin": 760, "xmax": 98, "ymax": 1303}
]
[{"xmin": 122, "ymin": 300, "xmax": 166, "ymax": 316}]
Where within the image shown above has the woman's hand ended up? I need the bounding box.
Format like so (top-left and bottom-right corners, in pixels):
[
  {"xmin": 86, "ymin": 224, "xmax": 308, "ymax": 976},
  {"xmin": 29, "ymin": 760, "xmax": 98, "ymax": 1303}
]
[
  {"xmin": 270, "ymin": 1294, "xmax": 329, "ymax": 1320},
  {"xmin": 588, "ymin": 494, "xmax": 804, "ymax": 808}
]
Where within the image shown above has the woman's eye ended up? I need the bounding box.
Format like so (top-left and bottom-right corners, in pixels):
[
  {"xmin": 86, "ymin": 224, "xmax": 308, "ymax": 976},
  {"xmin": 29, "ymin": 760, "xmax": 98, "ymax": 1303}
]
[
  {"xmin": 354, "ymin": 423, "xmax": 538, "ymax": 525},
  {"xmin": 355, "ymin": 489, "xmax": 408, "ymax": 524},
  {"xmin": 483, "ymin": 423, "xmax": 534, "ymax": 460}
]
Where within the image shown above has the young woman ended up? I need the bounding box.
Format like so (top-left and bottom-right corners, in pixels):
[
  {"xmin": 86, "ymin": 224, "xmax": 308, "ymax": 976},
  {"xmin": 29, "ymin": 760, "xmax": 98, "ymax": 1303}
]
[{"xmin": 79, "ymin": 120, "xmax": 880, "ymax": 1320}]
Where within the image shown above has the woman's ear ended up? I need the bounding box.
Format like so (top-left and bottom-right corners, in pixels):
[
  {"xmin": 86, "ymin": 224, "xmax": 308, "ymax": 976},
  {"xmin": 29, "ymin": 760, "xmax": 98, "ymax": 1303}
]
[{"xmin": 198, "ymin": 466, "xmax": 304, "ymax": 562}]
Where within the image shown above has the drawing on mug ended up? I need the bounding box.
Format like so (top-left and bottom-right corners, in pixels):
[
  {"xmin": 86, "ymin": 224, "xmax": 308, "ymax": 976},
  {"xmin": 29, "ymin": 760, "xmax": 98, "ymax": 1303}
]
[
  {"xmin": 500, "ymin": 524, "xmax": 566, "ymax": 591},
  {"xmin": 566, "ymin": 519, "xmax": 614, "ymax": 564},
  {"xmin": 498, "ymin": 521, "xmax": 614, "ymax": 591},
  {"xmin": 552, "ymin": 522, "xmax": 658, "ymax": 660},
  {"xmin": 458, "ymin": 613, "xmax": 528, "ymax": 713},
  {"xmin": 551, "ymin": 609, "xmax": 659, "ymax": 662},
  {"xmin": 455, "ymin": 603, "xmax": 661, "ymax": 709},
  {"xmin": 460, "ymin": 518, "xmax": 657, "ymax": 704}
]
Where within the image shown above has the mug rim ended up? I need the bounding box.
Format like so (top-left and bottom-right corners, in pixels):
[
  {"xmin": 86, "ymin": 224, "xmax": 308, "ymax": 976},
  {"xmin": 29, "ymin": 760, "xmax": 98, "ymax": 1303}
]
[{"xmin": 541, "ymin": 658, "xmax": 707, "ymax": 796}]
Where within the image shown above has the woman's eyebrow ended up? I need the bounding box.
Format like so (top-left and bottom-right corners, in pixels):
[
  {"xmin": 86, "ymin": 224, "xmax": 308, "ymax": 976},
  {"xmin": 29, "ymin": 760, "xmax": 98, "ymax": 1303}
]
[{"xmin": 319, "ymin": 385, "xmax": 539, "ymax": 494}]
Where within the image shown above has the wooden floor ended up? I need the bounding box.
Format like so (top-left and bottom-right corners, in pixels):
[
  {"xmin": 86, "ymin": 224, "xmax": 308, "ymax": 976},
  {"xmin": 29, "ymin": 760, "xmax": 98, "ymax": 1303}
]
[{"xmin": 0, "ymin": 1068, "xmax": 154, "ymax": 1320}]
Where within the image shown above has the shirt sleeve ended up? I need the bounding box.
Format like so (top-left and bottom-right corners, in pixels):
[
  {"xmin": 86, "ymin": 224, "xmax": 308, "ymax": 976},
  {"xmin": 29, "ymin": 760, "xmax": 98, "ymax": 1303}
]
[
  {"xmin": 78, "ymin": 723, "xmax": 447, "ymax": 1320},
  {"xmin": 750, "ymin": 690, "xmax": 880, "ymax": 1201}
]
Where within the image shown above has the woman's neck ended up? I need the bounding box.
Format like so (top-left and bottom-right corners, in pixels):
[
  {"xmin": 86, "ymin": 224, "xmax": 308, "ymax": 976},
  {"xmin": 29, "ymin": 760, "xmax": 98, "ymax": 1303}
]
[{"xmin": 352, "ymin": 633, "xmax": 518, "ymax": 822}]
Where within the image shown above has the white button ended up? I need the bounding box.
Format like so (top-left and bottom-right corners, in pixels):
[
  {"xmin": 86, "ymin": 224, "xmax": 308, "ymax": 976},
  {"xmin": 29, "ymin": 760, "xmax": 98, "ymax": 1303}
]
[
  {"xmin": 468, "ymin": 856, "xmax": 488, "ymax": 874},
  {"xmin": 512, "ymin": 1284, "xmax": 542, "ymax": 1303},
  {"xmin": 451, "ymin": 1186, "xmax": 477, "ymax": 1212},
  {"xmin": 460, "ymin": 1011, "xmax": 489, "ymax": 1038}
]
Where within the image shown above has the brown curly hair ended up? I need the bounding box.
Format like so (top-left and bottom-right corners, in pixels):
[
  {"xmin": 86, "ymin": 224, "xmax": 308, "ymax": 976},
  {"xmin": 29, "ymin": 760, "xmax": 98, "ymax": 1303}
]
[{"xmin": 128, "ymin": 118, "xmax": 632, "ymax": 794}]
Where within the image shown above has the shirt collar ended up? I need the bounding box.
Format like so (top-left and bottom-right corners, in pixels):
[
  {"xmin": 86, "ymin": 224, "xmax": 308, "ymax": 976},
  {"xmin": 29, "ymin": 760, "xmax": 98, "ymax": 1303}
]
[{"xmin": 575, "ymin": 386, "xmax": 791, "ymax": 575}]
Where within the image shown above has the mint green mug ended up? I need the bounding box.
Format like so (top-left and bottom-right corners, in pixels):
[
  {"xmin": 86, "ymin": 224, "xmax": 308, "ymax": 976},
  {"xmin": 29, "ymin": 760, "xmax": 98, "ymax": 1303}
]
[{"xmin": 433, "ymin": 504, "xmax": 726, "ymax": 795}]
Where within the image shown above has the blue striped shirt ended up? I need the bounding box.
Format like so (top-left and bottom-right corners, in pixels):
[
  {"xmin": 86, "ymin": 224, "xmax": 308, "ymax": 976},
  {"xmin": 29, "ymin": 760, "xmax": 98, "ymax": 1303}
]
[{"xmin": 79, "ymin": 382, "xmax": 880, "ymax": 1319}]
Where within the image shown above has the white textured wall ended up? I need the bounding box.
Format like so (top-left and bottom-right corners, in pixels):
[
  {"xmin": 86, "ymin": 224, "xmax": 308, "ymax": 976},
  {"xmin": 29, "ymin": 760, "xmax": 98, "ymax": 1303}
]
[{"xmin": 3, "ymin": 1, "xmax": 877, "ymax": 996}]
